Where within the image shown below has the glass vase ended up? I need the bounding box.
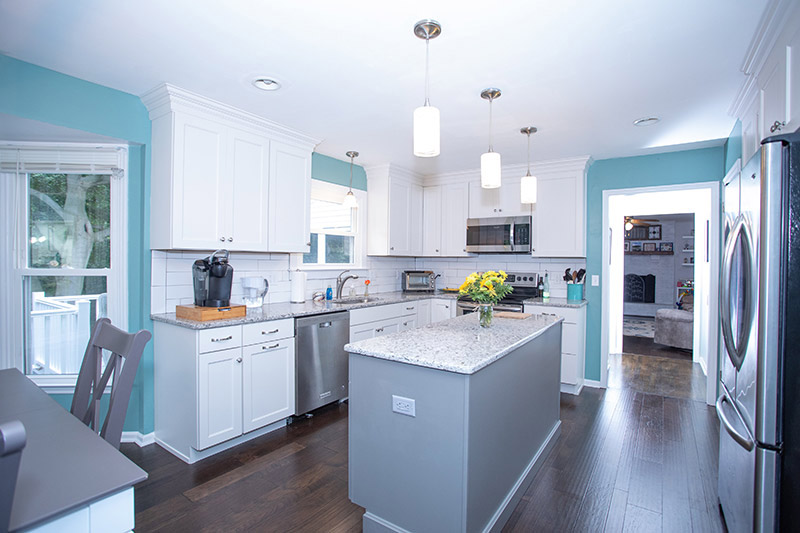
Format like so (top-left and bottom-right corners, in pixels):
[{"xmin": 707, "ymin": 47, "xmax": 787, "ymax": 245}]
[{"xmin": 478, "ymin": 304, "xmax": 493, "ymax": 328}]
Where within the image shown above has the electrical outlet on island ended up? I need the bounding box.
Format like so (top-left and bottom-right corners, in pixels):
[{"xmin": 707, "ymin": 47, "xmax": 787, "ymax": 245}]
[{"xmin": 392, "ymin": 395, "xmax": 416, "ymax": 417}]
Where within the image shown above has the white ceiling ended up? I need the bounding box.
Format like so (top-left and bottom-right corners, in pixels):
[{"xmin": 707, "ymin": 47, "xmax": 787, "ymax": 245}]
[{"xmin": 0, "ymin": 0, "xmax": 768, "ymax": 174}]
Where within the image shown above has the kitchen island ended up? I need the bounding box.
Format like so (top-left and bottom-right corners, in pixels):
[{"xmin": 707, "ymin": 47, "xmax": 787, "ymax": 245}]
[{"xmin": 345, "ymin": 313, "xmax": 563, "ymax": 533}]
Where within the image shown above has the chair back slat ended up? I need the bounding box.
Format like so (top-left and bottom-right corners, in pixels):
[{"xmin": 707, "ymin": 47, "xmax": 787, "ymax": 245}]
[{"xmin": 70, "ymin": 318, "xmax": 151, "ymax": 449}]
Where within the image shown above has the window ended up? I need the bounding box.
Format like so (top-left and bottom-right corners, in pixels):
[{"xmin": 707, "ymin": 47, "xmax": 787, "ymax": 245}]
[
  {"xmin": 300, "ymin": 180, "xmax": 365, "ymax": 268},
  {"xmin": 0, "ymin": 145, "xmax": 127, "ymax": 388}
]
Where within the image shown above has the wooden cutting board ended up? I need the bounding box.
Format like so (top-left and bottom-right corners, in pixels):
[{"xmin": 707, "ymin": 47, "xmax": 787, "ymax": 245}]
[
  {"xmin": 176, "ymin": 304, "xmax": 246, "ymax": 322},
  {"xmin": 493, "ymin": 311, "xmax": 532, "ymax": 319}
]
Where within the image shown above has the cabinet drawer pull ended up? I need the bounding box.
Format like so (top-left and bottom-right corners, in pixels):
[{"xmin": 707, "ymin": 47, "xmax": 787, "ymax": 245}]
[
  {"xmin": 211, "ymin": 335, "xmax": 233, "ymax": 342},
  {"xmin": 375, "ymin": 327, "xmax": 384, "ymax": 333},
  {"xmin": 219, "ymin": 236, "xmax": 225, "ymax": 242},
  {"xmin": 262, "ymin": 343, "xmax": 280, "ymax": 350},
  {"xmin": 403, "ymin": 321, "xmax": 409, "ymax": 326},
  {"xmin": 406, "ymin": 307, "xmax": 415, "ymax": 310},
  {"xmin": 236, "ymin": 357, "xmax": 242, "ymax": 363},
  {"xmin": 262, "ymin": 329, "xmax": 279, "ymax": 335},
  {"xmin": 319, "ymin": 322, "xmax": 332, "ymax": 328}
]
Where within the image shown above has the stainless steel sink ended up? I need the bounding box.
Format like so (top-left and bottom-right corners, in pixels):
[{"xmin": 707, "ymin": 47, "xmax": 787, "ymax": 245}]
[{"xmin": 331, "ymin": 296, "xmax": 381, "ymax": 305}]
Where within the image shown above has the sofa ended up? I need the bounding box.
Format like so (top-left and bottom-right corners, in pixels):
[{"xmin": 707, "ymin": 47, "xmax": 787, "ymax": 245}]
[{"xmin": 654, "ymin": 308, "xmax": 693, "ymax": 350}]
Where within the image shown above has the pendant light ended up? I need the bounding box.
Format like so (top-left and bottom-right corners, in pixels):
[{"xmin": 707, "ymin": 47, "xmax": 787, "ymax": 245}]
[
  {"xmin": 413, "ymin": 19, "xmax": 442, "ymax": 158},
  {"xmin": 520, "ymin": 127, "xmax": 538, "ymax": 204},
  {"xmin": 480, "ymin": 88, "xmax": 502, "ymax": 189},
  {"xmin": 343, "ymin": 151, "xmax": 359, "ymax": 208}
]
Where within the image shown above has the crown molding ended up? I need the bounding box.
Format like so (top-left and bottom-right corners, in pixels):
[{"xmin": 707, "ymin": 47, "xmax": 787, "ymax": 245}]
[
  {"xmin": 140, "ymin": 83, "xmax": 320, "ymax": 148},
  {"xmin": 364, "ymin": 163, "xmax": 425, "ymax": 185},
  {"xmin": 423, "ymin": 155, "xmax": 593, "ymax": 186},
  {"xmin": 728, "ymin": 75, "xmax": 760, "ymax": 118},
  {"xmin": 740, "ymin": 0, "xmax": 794, "ymax": 76}
]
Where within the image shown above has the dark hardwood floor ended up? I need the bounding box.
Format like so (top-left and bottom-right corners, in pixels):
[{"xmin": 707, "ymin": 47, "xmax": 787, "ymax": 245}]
[
  {"xmin": 123, "ymin": 356, "xmax": 723, "ymax": 532},
  {"xmin": 623, "ymin": 335, "xmax": 694, "ymax": 361}
]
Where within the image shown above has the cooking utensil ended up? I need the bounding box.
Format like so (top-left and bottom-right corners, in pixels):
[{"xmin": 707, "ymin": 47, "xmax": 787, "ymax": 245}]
[
  {"xmin": 563, "ymin": 268, "xmax": 572, "ymax": 282},
  {"xmin": 576, "ymin": 269, "xmax": 586, "ymax": 283}
]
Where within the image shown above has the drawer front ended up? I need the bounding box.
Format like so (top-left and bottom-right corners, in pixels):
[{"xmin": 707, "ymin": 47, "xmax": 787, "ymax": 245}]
[
  {"xmin": 242, "ymin": 318, "xmax": 294, "ymax": 346},
  {"xmin": 561, "ymin": 353, "xmax": 578, "ymax": 385},
  {"xmin": 350, "ymin": 301, "xmax": 418, "ymax": 326},
  {"xmin": 397, "ymin": 302, "xmax": 420, "ymax": 316},
  {"xmin": 562, "ymin": 322, "xmax": 579, "ymax": 355},
  {"xmin": 198, "ymin": 325, "xmax": 242, "ymax": 354},
  {"xmin": 531, "ymin": 305, "xmax": 580, "ymax": 324}
]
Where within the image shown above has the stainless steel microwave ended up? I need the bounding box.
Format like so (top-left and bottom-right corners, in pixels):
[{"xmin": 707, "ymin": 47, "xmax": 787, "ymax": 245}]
[
  {"xmin": 402, "ymin": 270, "xmax": 436, "ymax": 292},
  {"xmin": 466, "ymin": 216, "xmax": 532, "ymax": 253}
]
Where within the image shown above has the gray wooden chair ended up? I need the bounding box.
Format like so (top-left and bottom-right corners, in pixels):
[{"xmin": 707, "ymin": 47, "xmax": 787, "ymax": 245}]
[
  {"xmin": 1, "ymin": 420, "xmax": 26, "ymax": 533},
  {"xmin": 70, "ymin": 318, "xmax": 151, "ymax": 449}
]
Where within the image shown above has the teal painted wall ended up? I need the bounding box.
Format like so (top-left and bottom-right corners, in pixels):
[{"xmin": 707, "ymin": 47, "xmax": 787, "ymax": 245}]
[
  {"xmin": 312, "ymin": 152, "xmax": 367, "ymax": 190},
  {"xmin": 0, "ymin": 55, "xmax": 153, "ymax": 433},
  {"xmin": 723, "ymin": 120, "xmax": 743, "ymax": 173},
  {"xmin": 584, "ymin": 146, "xmax": 725, "ymax": 381}
]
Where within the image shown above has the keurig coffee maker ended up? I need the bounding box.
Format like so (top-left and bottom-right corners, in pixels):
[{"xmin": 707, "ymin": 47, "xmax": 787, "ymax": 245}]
[{"xmin": 192, "ymin": 250, "xmax": 234, "ymax": 307}]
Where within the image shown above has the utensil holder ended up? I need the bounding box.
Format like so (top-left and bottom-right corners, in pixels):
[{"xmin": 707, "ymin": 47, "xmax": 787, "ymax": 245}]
[{"xmin": 567, "ymin": 283, "xmax": 583, "ymax": 301}]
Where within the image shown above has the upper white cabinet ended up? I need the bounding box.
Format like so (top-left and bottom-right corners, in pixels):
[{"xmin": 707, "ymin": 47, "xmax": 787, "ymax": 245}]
[
  {"xmin": 469, "ymin": 178, "xmax": 529, "ymax": 218},
  {"xmin": 143, "ymin": 84, "xmax": 318, "ymax": 252},
  {"xmin": 531, "ymin": 163, "xmax": 587, "ymax": 258},
  {"xmin": 759, "ymin": 45, "xmax": 789, "ymax": 138},
  {"xmin": 422, "ymin": 183, "xmax": 470, "ymax": 257},
  {"xmin": 367, "ymin": 164, "xmax": 423, "ymax": 256},
  {"xmin": 422, "ymin": 186, "xmax": 443, "ymax": 255}
]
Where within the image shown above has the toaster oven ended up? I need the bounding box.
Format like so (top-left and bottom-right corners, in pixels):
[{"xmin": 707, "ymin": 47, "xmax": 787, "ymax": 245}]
[{"xmin": 402, "ymin": 271, "xmax": 436, "ymax": 292}]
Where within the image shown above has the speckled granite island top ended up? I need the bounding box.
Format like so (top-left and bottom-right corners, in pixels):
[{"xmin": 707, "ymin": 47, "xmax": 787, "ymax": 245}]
[
  {"xmin": 523, "ymin": 297, "xmax": 588, "ymax": 308},
  {"xmin": 345, "ymin": 313, "xmax": 563, "ymax": 375},
  {"xmin": 151, "ymin": 291, "xmax": 459, "ymax": 330}
]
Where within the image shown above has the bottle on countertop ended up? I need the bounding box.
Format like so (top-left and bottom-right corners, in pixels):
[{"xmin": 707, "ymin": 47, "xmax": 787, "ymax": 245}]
[
  {"xmin": 326, "ymin": 284, "xmax": 333, "ymax": 300},
  {"xmin": 537, "ymin": 275, "xmax": 544, "ymax": 295},
  {"xmin": 542, "ymin": 273, "xmax": 550, "ymax": 302}
]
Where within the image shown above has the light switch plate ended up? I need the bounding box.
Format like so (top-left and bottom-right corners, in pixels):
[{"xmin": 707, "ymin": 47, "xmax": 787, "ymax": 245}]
[
  {"xmin": 392, "ymin": 395, "xmax": 416, "ymax": 417},
  {"xmin": 591, "ymin": 275, "xmax": 599, "ymax": 286}
]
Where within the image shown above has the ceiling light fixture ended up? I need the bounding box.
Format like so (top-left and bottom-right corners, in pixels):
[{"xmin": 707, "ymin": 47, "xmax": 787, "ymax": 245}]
[
  {"xmin": 480, "ymin": 88, "xmax": 502, "ymax": 189},
  {"xmin": 252, "ymin": 77, "xmax": 282, "ymax": 91},
  {"xmin": 413, "ymin": 19, "xmax": 442, "ymax": 158},
  {"xmin": 520, "ymin": 126, "xmax": 538, "ymax": 204},
  {"xmin": 343, "ymin": 151, "xmax": 359, "ymax": 208},
  {"xmin": 633, "ymin": 116, "xmax": 660, "ymax": 127}
]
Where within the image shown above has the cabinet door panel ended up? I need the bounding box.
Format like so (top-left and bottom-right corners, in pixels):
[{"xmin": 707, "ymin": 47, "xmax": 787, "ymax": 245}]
[
  {"xmin": 350, "ymin": 324, "xmax": 376, "ymax": 343},
  {"xmin": 442, "ymin": 183, "xmax": 470, "ymax": 256},
  {"xmin": 759, "ymin": 47, "xmax": 788, "ymax": 139},
  {"xmin": 375, "ymin": 320, "xmax": 401, "ymax": 337},
  {"xmin": 788, "ymin": 28, "xmax": 800, "ymax": 130},
  {"xmin": 431, "ymin": 300, "xmax": 454, "ymax": 323},
  {"xmin": 500, "ymin": 178, "xmax": 531, "ymax": 217},
  {"xmin": 399, "ymin": 316, "xmax": 417, "ymax": 331},
  {"xmin": 173, "ymin": 114, "xmax": 227, "ymax": 249},
  {"xmin": 243, "ymin": 339, "xmax": 295, "ymax": 432},
  {"xmin": 389, "ymin": 180, "xmax": 411, "ymax": 255},
  {"xmin": 269, "ymin": 141, "xmax": 311, "ymax": 252},
  {"xmin": 741, "ymin": 92, "xmax": 761, "ymax": 164},
  {"xmin": 416, "ymin": 300, "xmax": 431, "ymax": 326},
  {"xmin": 469, "ymin": 182, "xmax": 501, "ymax": 218},
  {"xmin": 532, "ymin": 173, "xmax": 583, "ymax": 257},
  {"xmin": 228, "ymin": 130, "xmax": 270, "ymax": 251},
  {"xmin": 422, "ymin": 186, "xmax": 442, "ymax": 256},
  {"xmin": 409, "ymin": 184, "xmax": 424, "ymax": 256},
  {"xmin": 197, "ymin": 348, "xmax": 242, "ymax": 449}
]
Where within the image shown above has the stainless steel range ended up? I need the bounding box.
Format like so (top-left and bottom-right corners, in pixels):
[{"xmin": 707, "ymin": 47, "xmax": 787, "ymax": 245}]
[{"xmin": 456, "ymin": 272, "xmax": 540, "ymax": 315}]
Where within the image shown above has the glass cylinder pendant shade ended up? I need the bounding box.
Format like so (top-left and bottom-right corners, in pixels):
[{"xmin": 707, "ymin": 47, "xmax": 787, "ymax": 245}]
[
  {"xmin": 521, "ymin": 174, "xmax": 537, "ymax": 204},
  {"xmin": 413, "ymin": 105, "xmax": 440, "ymax": 157},
  {"xmin": 343, "ymin": 190, "xmax": 358, "ymax": 208},
  {"xmin": 481, "ymin": 151, "xmax": 502, "ymax": 189}
]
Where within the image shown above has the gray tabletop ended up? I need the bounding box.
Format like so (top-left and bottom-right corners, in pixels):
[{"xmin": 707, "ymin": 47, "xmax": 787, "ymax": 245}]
[{"xmin": 0, "ymin": 369, "xmax": 147, "ymax": 532}]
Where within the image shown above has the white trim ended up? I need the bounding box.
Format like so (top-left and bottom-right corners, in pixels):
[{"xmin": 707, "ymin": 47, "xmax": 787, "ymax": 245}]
[
  {"xmin": 121, "ymin": 431, "xmax": 155, "ymax": 447},
  {"xmin": 582, "ymin": 379, "xmax": 604, "ymax": 389},
  {"xmin": 560, "ymin": 382, "xmax": 584, "ymax": 395},
  {"xmin": 422, "ymin": 156, "xmax": 593, "ymax": 186},
  {"xmin": 601, "ymin": 181, "xmax": 720, "ymax": 405},
  {"xmin": 740, "ymin": 0, "xmax": 794, "ymax": 76}
]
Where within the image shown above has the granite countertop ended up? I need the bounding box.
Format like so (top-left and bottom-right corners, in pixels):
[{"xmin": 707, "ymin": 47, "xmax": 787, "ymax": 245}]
[
  {"xmin": 523, "ymin": 297, "xmax": 588, "ymax": 308},
  {"xmin": 345, "ymin": 313, "xmax": 563, "ymax": 375},
  {"xmin": 151, "ymin": 291, "xmax": 460, "ymax": 330}
]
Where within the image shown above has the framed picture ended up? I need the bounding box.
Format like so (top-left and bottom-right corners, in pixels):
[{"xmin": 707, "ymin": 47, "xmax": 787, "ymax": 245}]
[
  {"xmin": 643, "ymin": 242, "xmax": 657, "ymax": 252},
  {"xmin": 648, "ymin": 225, "xmax": 662, "ymax": 240},
  {"xmin": 631, "ymin": 242, "xmax": 643, "ymax": 252},
  {"xmin": 623, "ymin": 241, "xmax": 631, "ymax": 252},
  {"xmin": 660, "ymin": 242, "xmax": 673, "ymax": 252}
]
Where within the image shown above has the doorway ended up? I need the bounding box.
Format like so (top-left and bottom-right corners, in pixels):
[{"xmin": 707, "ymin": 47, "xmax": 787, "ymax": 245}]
[{"xmin": 601, "ymin": 182, "xmax": 721, "ymax": 405}]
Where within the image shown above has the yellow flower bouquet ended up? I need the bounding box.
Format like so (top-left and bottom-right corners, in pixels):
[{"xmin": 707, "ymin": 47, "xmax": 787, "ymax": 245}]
[{"xmin": 459, "ymin": 271, "xmax": 513, "ymax": 327}]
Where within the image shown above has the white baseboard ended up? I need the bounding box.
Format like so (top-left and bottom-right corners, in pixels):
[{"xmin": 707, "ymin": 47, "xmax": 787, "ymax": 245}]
[
  {"xmin": 583, "ymin": 379, "xmax": 604, "ymax": 389},
  {"xmin": 121, "ymin": 431, "xmax": 155, "ymax": 447},
  {"xmin": 560, "ymin": 382, "xmax": 584, "ymax": 395}
]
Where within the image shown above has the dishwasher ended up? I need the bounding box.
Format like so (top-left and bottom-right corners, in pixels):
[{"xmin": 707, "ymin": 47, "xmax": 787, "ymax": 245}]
[{"xmin": 294, "ymin": 311, "xmax": 350, "ymax": 415}]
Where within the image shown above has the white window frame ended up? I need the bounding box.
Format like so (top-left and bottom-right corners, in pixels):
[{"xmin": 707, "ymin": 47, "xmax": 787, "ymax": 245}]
[
  {"xmin": 291, "ymin": 180, "xmax": 367, "ymax": 271},
  {"xmin": 0, "ymin": 143, "xmax": 128, "ymax": 393}
]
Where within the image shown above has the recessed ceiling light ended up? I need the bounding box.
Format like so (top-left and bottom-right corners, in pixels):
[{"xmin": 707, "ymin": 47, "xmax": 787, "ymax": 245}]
[
  {"xmin": 252, "ymin": 77, "xmax": 281, "ymax": 91},
  {"xmin": 633, "ymin": 116, "xmax": 660, "ymax": 127}
]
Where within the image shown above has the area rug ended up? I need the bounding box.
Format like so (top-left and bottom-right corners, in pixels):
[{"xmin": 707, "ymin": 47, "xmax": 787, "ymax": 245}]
[{"xmin": 623, "ymin": 316, "xmax": 655, "ymax": 338}]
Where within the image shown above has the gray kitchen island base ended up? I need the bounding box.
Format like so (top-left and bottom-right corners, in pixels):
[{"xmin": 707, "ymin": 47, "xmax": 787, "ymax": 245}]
[{"xmin": 349, "ymin": 322, "xmax": 562, "ymax": 533}]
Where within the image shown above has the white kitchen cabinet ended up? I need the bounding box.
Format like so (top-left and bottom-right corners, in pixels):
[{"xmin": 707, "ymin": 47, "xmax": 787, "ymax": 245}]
[
  {"xmin": 143, "ymin": 84, "xmax": 317, "ymax": 253},
  {"xmin": 242, "ymin": 337, "xmax": 295, "ymax": 433},
  {"xmin": 422, "ymin": 186, "xmax": 443, "ymax": 256},
  {"xmin": 268, "ymin": 141, "xmax": 312, "ymax": 253},
  {"xmin": 351, "ymin": 318, "xmax": 401, "ymax": 341},
  {"xmin": 399, "ymin": 316, "xmax": 417, "ymax": 331},
  {"xmin": 759, "ymin": 45, "xmax": 789, "ymax": 139},
  {"xmin": 431, "ymin": 299, "xmax": 456, "ymax": 323},
  {"xmin": 469, "ymin": 179, "xmax": 529, "ymax": 218},
  {"xmin": 441, "ymin": 183, "xmax": 470, "ymax": 256},
  {"xmin": 789, "ymin": 26, "xmax": 800, "ymax": 130},
  {"xmin": 197, "ymin": 347, "xmax": 243, "ymax": 450},
  {"xmin": 349, "ymin": 301, "xmax": 421, "ymax": 341},
  {"xmin": 741, "ymin": 89, "xmax": 761, "ymax": 164},
  {"xmin": 531, "ymin": 170, "xmax": 585, "ymax": 258},
  {"xmin": 416, "ymin": 299, "xmax": 431, "ymax": 327},
  {"xmin": 367, "ymin": 165, "xmax": 423, "ymax": 256},
  {"xmin": 154, "ymin": 317, "xmax": 296, "ymax": 463},
  {"xmin": 524, "ymin": 304, "xmax": 586, "ymax": 394}
]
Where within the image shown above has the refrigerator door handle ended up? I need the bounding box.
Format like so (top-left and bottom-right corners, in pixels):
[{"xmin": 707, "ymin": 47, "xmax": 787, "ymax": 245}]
[
  {"xmin": 719, "ymin": 215, "xmax": 755, "ymax": 370},
  {"xmin": 716, "ymin": 392, "xmax": 755, "ymax": 452}
]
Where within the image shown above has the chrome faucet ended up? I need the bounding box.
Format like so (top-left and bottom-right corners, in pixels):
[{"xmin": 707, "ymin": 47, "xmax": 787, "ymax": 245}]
[{"xmin": 336, "ymin": 270, "xmax": 359, "ymax": 299}]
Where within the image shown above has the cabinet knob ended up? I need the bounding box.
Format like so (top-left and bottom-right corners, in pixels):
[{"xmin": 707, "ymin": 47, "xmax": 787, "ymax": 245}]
[
  {"xmin": 770, "ymin": 120, "xmax": 786, "ymax": 133},
  {"xmin": 236, "ymin": 357, "xmax": 242, "ymax": 363},
  {"xmin": 228, "ymin": 237, "xmax": 233, "ymax": 242},
  {"xmin": 498, "ymin": 208, "xmax": 502, "ymax": 212},
  {"xmin": 306, "ymin": 242, "xmax": 311, "ymax": 246},
  {"xmin": 390, "ymin": 247, "xmax": 394, "ymax": 250},
  {"xmin": 435, "ymin": 249, "xmax": 439, "ymax": 253},
  {"xmin": 376, "ymin": 327, "xmax": 384, "ymax": 333},
  {"xmin": 220, "ymin": 237, "xmax": 225, "ymax": 242}
]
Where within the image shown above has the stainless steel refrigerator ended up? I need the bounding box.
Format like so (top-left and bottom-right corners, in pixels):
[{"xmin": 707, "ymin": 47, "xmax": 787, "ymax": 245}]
[{"xmin": 718, "ymin": 127, "xmax": 800, "ymax": 532}]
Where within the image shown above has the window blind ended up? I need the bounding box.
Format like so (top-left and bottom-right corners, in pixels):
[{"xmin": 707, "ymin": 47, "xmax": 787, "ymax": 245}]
[{"xmin": 0, "ymin": 146, "xmax": 123, "ymax": 173}]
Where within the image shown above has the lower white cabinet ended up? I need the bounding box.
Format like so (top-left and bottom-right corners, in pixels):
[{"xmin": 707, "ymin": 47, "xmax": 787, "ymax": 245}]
[
  {"xmin": 416, "ymin": 299, "xmax": 431, "ymax": 327},
  {"xmin": 348, "ymin": 300, "xmax": 432, "ymax": 341},
  {"xmin": 431, "ymin": 299, "xmax": 456, "ymax": 323},
  {"xmin": 523, "ymin": 304, "xmax": 586, "ymax": 395},
  {"xmin": 154, "ymin": 318, "xmax": 295, "ymax": 463}
]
